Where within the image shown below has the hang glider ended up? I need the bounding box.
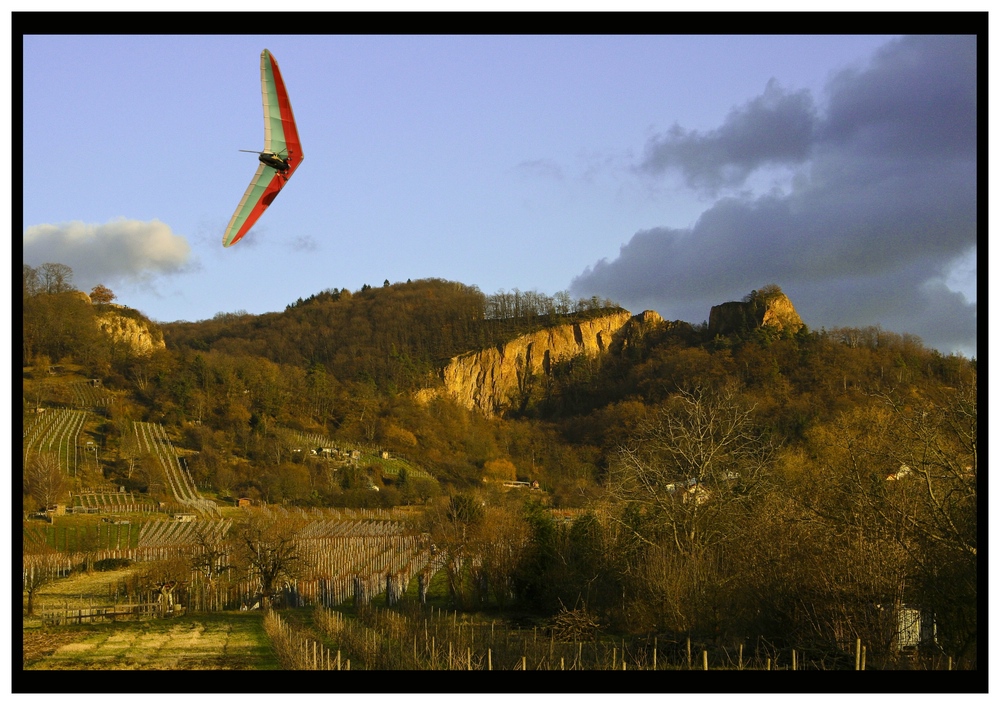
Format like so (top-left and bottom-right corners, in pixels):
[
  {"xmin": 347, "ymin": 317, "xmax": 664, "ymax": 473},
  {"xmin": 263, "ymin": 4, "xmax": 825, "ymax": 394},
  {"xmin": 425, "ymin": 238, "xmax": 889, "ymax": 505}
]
[{"xmin": 222, "ymin": 49, "xmax": 304, "ymax": 247}]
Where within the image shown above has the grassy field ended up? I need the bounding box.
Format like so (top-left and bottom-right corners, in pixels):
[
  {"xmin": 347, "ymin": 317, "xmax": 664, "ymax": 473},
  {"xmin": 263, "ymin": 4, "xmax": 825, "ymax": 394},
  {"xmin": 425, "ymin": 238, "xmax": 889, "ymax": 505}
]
[
  {"xmin": 26, "ymin": 566, "xmax": 137, "ymax": 620},
  {"xmin": 24, "ymin": 568, "xmax": 282, "ymax": 670},
  {"xmin": 23, "ymin": 612, "xmax": 280, "ymax": 670}
]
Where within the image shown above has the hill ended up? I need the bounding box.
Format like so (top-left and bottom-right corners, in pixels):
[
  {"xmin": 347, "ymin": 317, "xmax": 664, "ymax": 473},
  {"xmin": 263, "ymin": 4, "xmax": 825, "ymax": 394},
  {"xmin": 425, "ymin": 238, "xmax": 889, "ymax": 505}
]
[{"xmin": 21, "ymin": 266, "xmax": 978, "ymax": 665}]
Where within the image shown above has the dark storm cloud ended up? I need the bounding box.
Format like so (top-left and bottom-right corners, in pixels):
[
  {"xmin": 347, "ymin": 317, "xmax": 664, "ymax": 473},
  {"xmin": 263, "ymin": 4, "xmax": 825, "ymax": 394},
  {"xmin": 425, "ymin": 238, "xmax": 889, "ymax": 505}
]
[
  {"xmin": 821, "ymin": 34, "xmax": 977, "ymax": 159},
  {"xmin": 573, "ymin": 35, "xmax": 977, "ymax": 355},
  {"xmin": 640, "ymin": 79, "xmax": 817, "ymax": 192}
]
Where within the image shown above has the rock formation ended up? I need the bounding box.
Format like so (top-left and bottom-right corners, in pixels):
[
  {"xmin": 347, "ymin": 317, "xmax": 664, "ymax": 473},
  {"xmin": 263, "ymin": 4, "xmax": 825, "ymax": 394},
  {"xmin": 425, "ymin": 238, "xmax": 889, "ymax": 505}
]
[
  {"xmin": 419, "ymin": 310, "xmax": 662, "ymax": 417},
  {"xmin": 708, "ymin": 288, "xmax": 803, "ymax": 338},
  {"xmin": 95, "ymin": 308, "xmax": 166, "ymax": 357}
]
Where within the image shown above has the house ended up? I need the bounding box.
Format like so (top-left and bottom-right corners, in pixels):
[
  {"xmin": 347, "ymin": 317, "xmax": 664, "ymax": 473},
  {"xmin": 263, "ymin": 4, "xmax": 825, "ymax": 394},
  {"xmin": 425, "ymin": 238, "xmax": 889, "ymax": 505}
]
[
  {"xmin": 173, "ymin": 513, "xmax": 197, "ymax": 522},
  {"xmin": 236, "ymin": 497, "xmax": 253, "ymax": 508}
]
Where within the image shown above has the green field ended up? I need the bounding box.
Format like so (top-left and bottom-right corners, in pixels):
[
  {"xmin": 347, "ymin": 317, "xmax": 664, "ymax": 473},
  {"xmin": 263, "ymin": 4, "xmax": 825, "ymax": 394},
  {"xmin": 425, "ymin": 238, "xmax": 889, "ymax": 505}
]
[{"xmin": 24, "ymin": 519, "xmax": 141, "ymax": 553}]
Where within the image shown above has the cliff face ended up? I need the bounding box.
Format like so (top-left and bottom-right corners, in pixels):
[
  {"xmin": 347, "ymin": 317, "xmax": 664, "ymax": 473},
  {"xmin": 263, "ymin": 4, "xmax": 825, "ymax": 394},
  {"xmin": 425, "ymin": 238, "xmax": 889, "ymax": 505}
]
[
  {"xmin": 95, "ymin": 309, "xmax": 166, "ymax": 357},
  {"xmin": 420, "ymin": 310, "xmax": 661, "ymax": 417},
  {"xmin": 708, "ymin": 292, "xmax": 803, "ymax": 338}
]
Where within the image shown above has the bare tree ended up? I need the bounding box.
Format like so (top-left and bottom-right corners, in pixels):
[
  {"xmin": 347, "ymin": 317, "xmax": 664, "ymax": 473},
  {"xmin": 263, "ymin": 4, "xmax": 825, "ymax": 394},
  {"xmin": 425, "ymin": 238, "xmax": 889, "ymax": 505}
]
[
  {"xmin": 605, "ymin": 384, "xmax": 774, "ymax": 634},
  {"xmin": 478, "ymin": 503, "xmax": 531, "ymax": 609},
  {"xmin": 23, "ymin": 562, "xmax": 56, "ymax": 616},
  {"xmin": 39, "ymin": 262, "xmax": 74, "ymax": 294},
  {"xmin": 229, "ymin": 511, "xmax": 303, "ymax": 608},
  {"xmin": 422, "ymin": 492, "xmax": 484, "ymax": 609},
  {"xmin": 609, "ymin": 384, "xmax": 772, "ymax": 556},
  {"xmin": 190, "ymin": 520, "xmax": 232, "ymax": 590},
  {"xmin": 24, "ymin": 452, "xmax": 67, "ymax": 511},
  {"xmin": 23, "ymin": 264, "xmax": 40, "ymax": 299}
]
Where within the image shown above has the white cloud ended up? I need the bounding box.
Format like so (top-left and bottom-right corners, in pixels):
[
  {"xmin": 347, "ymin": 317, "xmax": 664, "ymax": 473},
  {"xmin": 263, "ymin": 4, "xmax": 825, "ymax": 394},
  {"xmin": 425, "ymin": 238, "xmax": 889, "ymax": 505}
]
[{"xmin": 23, "ymin": 218, "xmax": 194, "ymax": 290}]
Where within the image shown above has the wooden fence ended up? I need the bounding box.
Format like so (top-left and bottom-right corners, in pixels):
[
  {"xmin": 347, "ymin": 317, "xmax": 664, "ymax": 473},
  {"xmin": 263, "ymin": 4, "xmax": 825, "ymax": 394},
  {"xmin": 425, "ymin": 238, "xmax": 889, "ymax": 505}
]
[{"xmin": 41, "ymin": 602, "xmax": 168, "ymax": 626}]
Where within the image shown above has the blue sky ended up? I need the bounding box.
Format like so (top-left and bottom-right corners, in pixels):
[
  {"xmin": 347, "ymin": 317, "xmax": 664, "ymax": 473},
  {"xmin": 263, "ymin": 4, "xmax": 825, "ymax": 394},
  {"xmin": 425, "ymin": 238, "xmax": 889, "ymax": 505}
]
[{"xmin": 21, "ymin": 31, "xmax": 978, "ymax": 357}]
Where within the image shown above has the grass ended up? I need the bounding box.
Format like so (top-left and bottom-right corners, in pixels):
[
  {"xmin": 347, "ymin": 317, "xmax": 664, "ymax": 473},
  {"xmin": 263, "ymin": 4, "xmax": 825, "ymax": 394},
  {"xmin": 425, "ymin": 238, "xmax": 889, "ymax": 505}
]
[
  {"xmin": 23, "ymin": 568, "xmax": 282, "ymax": 670},
  {"xmin": 24, "ymin": 566, "xmax": 138, "ymax": 626},
  {"xmin": 22, "ymin": 612, "xmax": 280, "ymax": 670}
]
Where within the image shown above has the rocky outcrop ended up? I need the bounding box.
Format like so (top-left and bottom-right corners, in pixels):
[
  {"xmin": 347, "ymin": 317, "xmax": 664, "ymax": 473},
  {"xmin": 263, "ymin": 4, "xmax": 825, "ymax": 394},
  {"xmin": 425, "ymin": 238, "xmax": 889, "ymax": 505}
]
[
  {"xmin": 708, "ymin": 290, "xmax": 803, "ymax": 338},
  {"xmin": 95, "ymin": 309, "xmax": 165, "ymax": 357},
  {"xmin": 418, "ymin": 310, "xmax": 661, "ymax": 417}
]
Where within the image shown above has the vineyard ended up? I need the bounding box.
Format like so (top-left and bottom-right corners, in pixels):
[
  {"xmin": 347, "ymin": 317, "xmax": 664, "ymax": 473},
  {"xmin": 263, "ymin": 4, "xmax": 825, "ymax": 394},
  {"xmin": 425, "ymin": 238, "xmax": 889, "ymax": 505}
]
[
  {"xmin": 258, "ymin": 603, "xmax": 901, "ymax": 671},
  {"xmin": 23, "ymin": 409, "xmax": 89, "ymax": 476},
  {"xmin": 24, "ymin": 506, "xmax": 444, "ymax": 617},
  {"xmin": 132, "ymin": 422, "xmax": 220, "ymax": 518},
  {"xmin": 182, "ymin": 509, "xmax": 440, "ymax": 613},
  {"xmin": 70, "ymin": 381, "xmax": 114, "ymax": 411},
  {"xmin": 70, "ymin": 488, "xmax": 157, "ymax": 514}
]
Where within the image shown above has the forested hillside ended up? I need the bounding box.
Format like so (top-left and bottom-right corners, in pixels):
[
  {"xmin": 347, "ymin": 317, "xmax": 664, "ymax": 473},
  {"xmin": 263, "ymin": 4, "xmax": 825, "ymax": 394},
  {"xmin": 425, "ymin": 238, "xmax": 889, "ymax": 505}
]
[
  {"xmin": 22, "ymin": 264, "xmax": 977, "ymax": 666},
  {"xmin": 162, "ymin": 278, "xmax": 623, "ymax": 391}
]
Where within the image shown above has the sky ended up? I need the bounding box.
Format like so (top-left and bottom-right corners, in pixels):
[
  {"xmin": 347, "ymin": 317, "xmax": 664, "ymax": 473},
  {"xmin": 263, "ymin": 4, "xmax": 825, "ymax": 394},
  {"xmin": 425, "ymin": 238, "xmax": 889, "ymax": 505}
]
[{"xmin": 21, "ymin": 30, "xmax": 979, "ymax": 357}]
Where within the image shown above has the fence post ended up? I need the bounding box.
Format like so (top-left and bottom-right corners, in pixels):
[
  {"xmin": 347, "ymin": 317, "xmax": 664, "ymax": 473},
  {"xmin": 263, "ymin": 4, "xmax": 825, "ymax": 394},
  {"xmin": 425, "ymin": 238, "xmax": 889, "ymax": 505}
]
[
  {"xmin": 855, "ymin": 639, "xmax": 862, "ymax": 671},
  {"xmin": 703, "ymin": 650, "xmax": 708, "ymax": 670}
]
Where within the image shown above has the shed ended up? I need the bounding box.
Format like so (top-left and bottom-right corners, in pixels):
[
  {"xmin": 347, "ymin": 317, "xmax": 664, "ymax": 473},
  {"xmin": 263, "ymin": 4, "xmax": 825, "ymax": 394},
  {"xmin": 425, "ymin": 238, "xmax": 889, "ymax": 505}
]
[
  {"xmin": 236, "ymin": 497, "xmax": 253, "ymax": 508},
  {"xmin": 173, "ymin": 513, "xmax": 197, "ymax": 522},
  {"xmin": 896, "ymin": 605, "xmax": 937, "ymax": 651}
]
